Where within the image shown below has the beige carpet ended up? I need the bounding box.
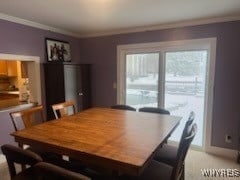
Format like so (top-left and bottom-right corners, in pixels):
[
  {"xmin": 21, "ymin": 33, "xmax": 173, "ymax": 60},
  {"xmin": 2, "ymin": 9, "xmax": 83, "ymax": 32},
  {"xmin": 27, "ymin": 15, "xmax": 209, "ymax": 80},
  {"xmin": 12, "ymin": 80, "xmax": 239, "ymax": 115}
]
[
  {"xmin": 0, "ymin": 150, "xmax": 239, "ymax": 180},
  {"xmin": 185, "ymin": 150, "xmax": 240, "ymax": 180}
]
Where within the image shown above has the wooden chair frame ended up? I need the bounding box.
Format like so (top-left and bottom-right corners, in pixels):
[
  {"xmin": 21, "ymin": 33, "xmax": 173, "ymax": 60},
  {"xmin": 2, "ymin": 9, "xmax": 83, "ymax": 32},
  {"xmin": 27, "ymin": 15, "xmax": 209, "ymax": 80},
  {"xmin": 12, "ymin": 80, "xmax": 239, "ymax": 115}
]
[
  {"xmin": 51, "ymin": 100, "xmax": 76, "ymax": 119},
  {"xmin": 10, "ymin": 105, "xmax": 44, "ymax": 131}
]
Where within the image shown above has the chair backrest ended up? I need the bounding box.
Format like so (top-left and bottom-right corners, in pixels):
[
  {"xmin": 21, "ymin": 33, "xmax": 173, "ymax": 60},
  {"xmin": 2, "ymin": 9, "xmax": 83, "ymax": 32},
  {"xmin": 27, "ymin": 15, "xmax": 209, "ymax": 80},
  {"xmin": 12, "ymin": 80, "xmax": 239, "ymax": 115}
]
[
  {"xmin": 1, "ymin": 144, "xmax": 43, "ymax": 179},
  {"xmin": 171, "ymin": 123, "xmax": 197, "ymax": 180},
  {"xmin": 51, "ymin": 100, "xmax": 76, "ymax": 119},
  {"xmin": 179, "ymin": 111, "xmax": 195, "ymax": 143},
  {"xmin": 111, "ymin": 104, "xmax": 136, "ymax": 111},
  {"xmin": 139, "ymin": 107, "xmax": 170, "ymax": 115},
  {"xmin": 10, "ymin": 105, "xmax": 44, "ymax": 131},
  {"xmin": 34, "ymin": 162, "xmax": 90, "ymax": 180}
]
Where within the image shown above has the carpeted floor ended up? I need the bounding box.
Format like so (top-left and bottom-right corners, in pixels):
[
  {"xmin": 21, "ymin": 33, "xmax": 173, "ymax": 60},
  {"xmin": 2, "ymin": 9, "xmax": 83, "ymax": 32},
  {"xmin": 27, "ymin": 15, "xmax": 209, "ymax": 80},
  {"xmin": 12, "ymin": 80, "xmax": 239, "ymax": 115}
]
[
  {"xmin": 185, "ymin": 150, "xmax": 240, "ymax": 180},
  {"xmin": 0, "ymin": 150, "xmax": 239, "ymax": 180}
]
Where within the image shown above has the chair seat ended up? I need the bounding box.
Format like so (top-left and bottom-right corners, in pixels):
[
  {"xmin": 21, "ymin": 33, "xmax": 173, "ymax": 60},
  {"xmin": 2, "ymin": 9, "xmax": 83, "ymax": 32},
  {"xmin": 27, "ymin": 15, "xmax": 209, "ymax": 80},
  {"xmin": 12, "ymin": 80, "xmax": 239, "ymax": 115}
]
[
  {"xmin": 13, "ymin": 167, "xmax": 34, "ymax": 180},
  {"xmin": 120, "ymin": 160, "xmax": 173, "ymax": 180},
  {"xmin": 154, "ymin": 144, "xmax": 178, "ymax": 166}
]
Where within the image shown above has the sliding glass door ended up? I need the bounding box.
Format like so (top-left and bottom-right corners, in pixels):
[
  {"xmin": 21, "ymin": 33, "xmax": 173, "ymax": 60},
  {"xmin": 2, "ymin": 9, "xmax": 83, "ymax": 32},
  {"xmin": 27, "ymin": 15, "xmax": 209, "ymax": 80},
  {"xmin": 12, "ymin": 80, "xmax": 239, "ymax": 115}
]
[{"xmin": 117, "ymin": 38, "xmax": 216, "ymax": 149}]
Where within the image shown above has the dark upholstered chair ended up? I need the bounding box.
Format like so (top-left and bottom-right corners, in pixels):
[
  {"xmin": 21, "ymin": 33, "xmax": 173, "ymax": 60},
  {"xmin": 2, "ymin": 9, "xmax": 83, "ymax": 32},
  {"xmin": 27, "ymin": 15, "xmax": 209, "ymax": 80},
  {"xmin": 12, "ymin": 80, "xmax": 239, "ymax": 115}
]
[
  {"xmin": 1, "ymin": 144, "xmax": 43, "ymax": 180},
  {"xmin": 153, "ymin": 111, "xmax": 195, "ymax": 166},
  {"xmin": 120, "ymin": 123, "xmax": 197, "ymax": 180},
  {"xmin": 51, "ymin": 100, "xmax": 76, "ymax": 119},
  {"xmin": 34, "ymin": 162, "xmax": 90, "ymax": 180},
  {"xmin": 138, "ymin": 107, "xmax": 170, "ymax": 115},
  {"xmin": 111, "ymin": 104, "xmax": 136, "ymax": 111}
]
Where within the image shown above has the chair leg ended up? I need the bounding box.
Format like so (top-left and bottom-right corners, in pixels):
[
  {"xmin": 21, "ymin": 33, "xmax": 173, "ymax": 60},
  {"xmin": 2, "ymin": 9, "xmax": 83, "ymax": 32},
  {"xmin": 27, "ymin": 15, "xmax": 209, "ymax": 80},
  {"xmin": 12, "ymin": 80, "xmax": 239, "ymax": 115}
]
[
  {"xmin": 18, "ymin": 143, "xmax": 27, "ymax": 171},
  {"xmin": 181, "ymin": 163, "xmax": 185, "ymax": 180},
  {"xmin": 237, "ymin": 151, "xmax": 240, "ymax": 164}
]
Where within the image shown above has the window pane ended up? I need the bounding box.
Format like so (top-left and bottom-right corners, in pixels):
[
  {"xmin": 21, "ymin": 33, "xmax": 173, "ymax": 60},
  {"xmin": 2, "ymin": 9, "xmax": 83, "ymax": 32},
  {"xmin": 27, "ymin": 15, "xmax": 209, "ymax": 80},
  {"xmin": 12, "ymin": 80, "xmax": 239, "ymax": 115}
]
[
  {"xmin": 126, "ymin": 53, "xmax": 159, "ymax": 109},
  {"xmin": 164, "ymin": 50, "xmax": 207, "ymax": 146}
]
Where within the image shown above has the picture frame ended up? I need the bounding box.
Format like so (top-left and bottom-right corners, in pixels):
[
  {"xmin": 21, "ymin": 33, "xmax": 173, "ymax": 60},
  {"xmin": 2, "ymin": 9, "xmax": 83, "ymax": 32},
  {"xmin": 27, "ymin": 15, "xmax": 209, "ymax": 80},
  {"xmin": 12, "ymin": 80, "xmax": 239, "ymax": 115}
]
[{"xmin": 45, "ymin": 38, "xmax": 71, "ymax": 62}]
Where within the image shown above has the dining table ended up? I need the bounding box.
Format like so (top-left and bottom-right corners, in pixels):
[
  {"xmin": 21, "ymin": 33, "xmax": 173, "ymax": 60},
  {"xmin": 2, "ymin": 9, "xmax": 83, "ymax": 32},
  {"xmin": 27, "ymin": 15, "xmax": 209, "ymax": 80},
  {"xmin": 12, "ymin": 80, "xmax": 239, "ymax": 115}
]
[{"xmin": 11, "ymin": 107, "xmax": 181, "ymax": 176}]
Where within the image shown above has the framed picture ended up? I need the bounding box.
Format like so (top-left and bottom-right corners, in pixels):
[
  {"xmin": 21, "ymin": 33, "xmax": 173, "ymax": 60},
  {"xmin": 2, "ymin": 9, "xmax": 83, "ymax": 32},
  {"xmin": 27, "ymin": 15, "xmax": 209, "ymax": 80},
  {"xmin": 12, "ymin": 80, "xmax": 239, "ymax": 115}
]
[{"xmin": 45, "ymin": 38, "xmax": 71, "ymax": 62}]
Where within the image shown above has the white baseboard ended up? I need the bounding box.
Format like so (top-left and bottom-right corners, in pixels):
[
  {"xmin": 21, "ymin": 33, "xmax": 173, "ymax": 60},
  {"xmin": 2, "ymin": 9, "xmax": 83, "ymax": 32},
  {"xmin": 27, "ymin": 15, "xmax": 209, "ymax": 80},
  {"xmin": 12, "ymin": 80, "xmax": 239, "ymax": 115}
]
[{"xmin": 206, "ymin": 145, "xmax": 238, "ymax": 160}]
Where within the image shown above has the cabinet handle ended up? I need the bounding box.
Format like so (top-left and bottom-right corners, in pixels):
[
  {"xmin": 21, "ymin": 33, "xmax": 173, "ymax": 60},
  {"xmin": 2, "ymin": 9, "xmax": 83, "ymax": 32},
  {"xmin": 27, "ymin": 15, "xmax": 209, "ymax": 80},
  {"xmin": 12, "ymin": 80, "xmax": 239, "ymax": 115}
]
[{"xmin": 79, "ymin": 92, "xmax": 83, "ymax": 96}]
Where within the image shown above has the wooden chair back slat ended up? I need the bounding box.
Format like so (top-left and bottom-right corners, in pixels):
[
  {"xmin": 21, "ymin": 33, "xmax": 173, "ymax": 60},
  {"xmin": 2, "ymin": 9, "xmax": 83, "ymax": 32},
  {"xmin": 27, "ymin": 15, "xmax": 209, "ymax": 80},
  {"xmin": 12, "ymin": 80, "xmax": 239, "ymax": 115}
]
[{"xmin": 51, "ymin": 101, "xmax": 76, "ymax": 119}]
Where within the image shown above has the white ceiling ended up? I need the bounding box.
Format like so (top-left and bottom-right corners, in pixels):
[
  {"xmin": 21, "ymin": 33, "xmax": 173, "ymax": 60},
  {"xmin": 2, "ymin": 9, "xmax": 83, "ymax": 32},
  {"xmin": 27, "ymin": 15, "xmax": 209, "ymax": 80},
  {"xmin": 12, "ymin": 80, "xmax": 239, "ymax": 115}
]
[{"xmin": 0, "ymin": 0, "xmax": 240, "ymax": 37}]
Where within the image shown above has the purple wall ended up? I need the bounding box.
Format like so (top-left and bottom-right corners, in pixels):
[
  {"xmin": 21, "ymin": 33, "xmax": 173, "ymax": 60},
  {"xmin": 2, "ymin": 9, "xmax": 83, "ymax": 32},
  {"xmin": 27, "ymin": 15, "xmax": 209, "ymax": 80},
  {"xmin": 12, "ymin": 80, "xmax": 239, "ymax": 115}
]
[
  {"xmin": 0, "ymin": 20, "xmax": 80, "ymax": 62},
  {"xmin": 0, "ymin": 19, "xmax": 80, "ymax": 151},
  {"xmin": 79, "ymin": 21, "xmax": 240, "ymax": 150}
]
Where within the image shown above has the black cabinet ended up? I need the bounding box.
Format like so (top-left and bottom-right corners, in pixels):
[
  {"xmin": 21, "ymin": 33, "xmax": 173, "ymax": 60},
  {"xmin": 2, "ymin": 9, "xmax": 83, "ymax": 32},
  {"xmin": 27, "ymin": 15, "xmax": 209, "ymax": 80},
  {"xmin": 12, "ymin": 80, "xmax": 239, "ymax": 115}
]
[{"xmin": 44, "ymin": 63, "xmax": 91, "ymax": 120}]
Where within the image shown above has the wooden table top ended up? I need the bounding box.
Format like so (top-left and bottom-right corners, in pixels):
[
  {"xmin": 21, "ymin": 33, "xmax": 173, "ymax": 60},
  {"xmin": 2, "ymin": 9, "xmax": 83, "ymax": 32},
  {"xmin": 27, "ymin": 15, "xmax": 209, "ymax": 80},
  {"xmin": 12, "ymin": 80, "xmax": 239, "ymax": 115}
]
[{"xmin": 12, "ymin": 107, "xmax": 181, "ymax": 175}]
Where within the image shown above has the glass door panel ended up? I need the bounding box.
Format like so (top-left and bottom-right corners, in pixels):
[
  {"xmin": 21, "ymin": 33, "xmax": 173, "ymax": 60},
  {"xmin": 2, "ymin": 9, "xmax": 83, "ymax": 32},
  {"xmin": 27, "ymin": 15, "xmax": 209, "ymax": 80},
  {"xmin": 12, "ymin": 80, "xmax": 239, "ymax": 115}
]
[
  {"xmin": 164, "ymin": 50, "xmax": 208, "ymax": 147},
  {"xmin": 126, "ymin": 53, "xmax": 159, "ymax": 109}
]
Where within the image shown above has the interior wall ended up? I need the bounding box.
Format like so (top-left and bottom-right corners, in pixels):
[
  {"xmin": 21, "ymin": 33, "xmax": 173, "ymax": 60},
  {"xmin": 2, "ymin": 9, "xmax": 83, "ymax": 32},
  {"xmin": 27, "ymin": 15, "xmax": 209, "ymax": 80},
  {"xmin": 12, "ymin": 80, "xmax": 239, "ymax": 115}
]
[
  {"xmin": 0, "ymin": 19, "xmax": 81, "ymax": 149},
  {"xmin": 79, "ymin": 20, "xmax": 240, "ymax": 150}
]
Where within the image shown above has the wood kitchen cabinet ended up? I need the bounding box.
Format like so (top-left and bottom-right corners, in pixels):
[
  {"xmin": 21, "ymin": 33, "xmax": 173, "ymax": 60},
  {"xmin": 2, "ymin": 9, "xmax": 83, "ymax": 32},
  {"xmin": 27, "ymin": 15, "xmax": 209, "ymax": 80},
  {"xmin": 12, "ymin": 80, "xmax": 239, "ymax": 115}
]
[
  {"xmin": 0, "ymin": 60, "xmax": 17, "ymax": 76},
  {"xmin": 44, "ymin": 63, "xmax": 92, "ymax": 120},
  {"xmin": 0, "ymin": 61, "xmax": 7, "ymax": 75},
  {"xmin": 7, "ymin": 61, "xmax": 18, "ymax": 76}
]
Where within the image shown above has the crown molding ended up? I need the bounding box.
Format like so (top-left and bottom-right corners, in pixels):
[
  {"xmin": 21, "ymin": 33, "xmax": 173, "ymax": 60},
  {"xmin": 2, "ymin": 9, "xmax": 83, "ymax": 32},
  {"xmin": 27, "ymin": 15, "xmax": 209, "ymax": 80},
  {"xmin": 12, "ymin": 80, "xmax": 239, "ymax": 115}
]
[
  {"xmin": 0, "ymin": 12, "xmax": 240, "ymax": 39},
  {"xmin": 0, "ymin": 13, "xmax": 81, "ymax": 38},
  {"xmin": 80, "ymin": 15, "xmax": 240, "ymax": 38}
]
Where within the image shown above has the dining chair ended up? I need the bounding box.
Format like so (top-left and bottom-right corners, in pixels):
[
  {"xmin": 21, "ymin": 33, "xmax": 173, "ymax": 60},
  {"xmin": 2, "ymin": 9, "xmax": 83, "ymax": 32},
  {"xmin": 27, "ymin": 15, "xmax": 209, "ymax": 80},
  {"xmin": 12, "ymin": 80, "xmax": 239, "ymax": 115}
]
[
  {"xmin": 10, "ymin": 105, "xmax": 45, "ymax": 151},
  {"xmin": 153, "ymin": 111, "xmax": 195, "ymax": 166},
  {"xmin": 51, "ymin": 100, "xmax": 76, "ymax": 119},
  {"xmin": 111, "ymin": 104, "xmax": 136, "ymax": 111},
  {"xmin": 10, "ymin": 105, "xmax": 45, "ymax": 131},
  {"xmin": 10, "ymin": 105, "xmax": 61, "ymax": 164},
  {"xmin": 34, "ymin": 162, "xmax": 91, "ymax": 180},
  {"xmin": 120, "ymin": 123, "xmax": 197, "ymax": 180},
  {"xmin": 138, "ymin": 107, "xmax": 170, "ymax": 115},
  {"xmin": 1, "ymin": 144, "xmax": 43, "ymax": 180}
]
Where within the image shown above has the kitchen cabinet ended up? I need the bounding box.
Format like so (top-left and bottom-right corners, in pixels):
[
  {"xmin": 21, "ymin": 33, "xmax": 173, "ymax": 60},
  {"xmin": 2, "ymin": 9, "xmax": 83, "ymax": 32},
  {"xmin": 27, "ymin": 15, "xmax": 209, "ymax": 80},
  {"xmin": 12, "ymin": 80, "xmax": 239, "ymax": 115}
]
[
  {"xmin": 7, "ymin": 61, "xmax": 18, "ymax": 76},
  {"xmin": 44, "ymin": 63, "xmax": 91, "ymax": 120},
  {"xmin": 0, "ymin": 61, "xmax": 7, "ymax": 75},
  {"xmin": 0, "ymin": 61, "xmax": 17, "ymax": 76}
]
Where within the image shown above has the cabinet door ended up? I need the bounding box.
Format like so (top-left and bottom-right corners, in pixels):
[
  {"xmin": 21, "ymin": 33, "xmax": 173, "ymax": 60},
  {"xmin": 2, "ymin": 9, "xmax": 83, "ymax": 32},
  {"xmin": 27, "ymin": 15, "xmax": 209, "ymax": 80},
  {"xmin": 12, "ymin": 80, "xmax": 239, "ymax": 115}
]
[
  {"xmin": 44, "ymin": 63, "xmax": 65, "ymax": 120},
  {"xmin": 0, "ymin": 61, "xmax": 7, "ymax": 75},
  {"xmin": 64, "ymin": 65, "xmax": 82, "ymax": 111},
  {"xmin": 64, "ymin": 64, "xmax": 91, "ymax": 112},
  {"xmin": 7, "ymin": 61, "xmax": 17, "ymax": 76},
  {"xmin": 79, "ymin": 65, "xmax": 91, "ymax": 110}
]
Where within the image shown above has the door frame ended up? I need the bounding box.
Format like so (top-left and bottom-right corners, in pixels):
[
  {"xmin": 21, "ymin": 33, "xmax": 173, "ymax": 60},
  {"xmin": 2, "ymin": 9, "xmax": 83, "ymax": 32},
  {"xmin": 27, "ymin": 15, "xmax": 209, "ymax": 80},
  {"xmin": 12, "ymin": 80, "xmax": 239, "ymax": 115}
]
[{"xmin": 117, "ymin": 38, "xmax": 217, "ymax": 151}]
